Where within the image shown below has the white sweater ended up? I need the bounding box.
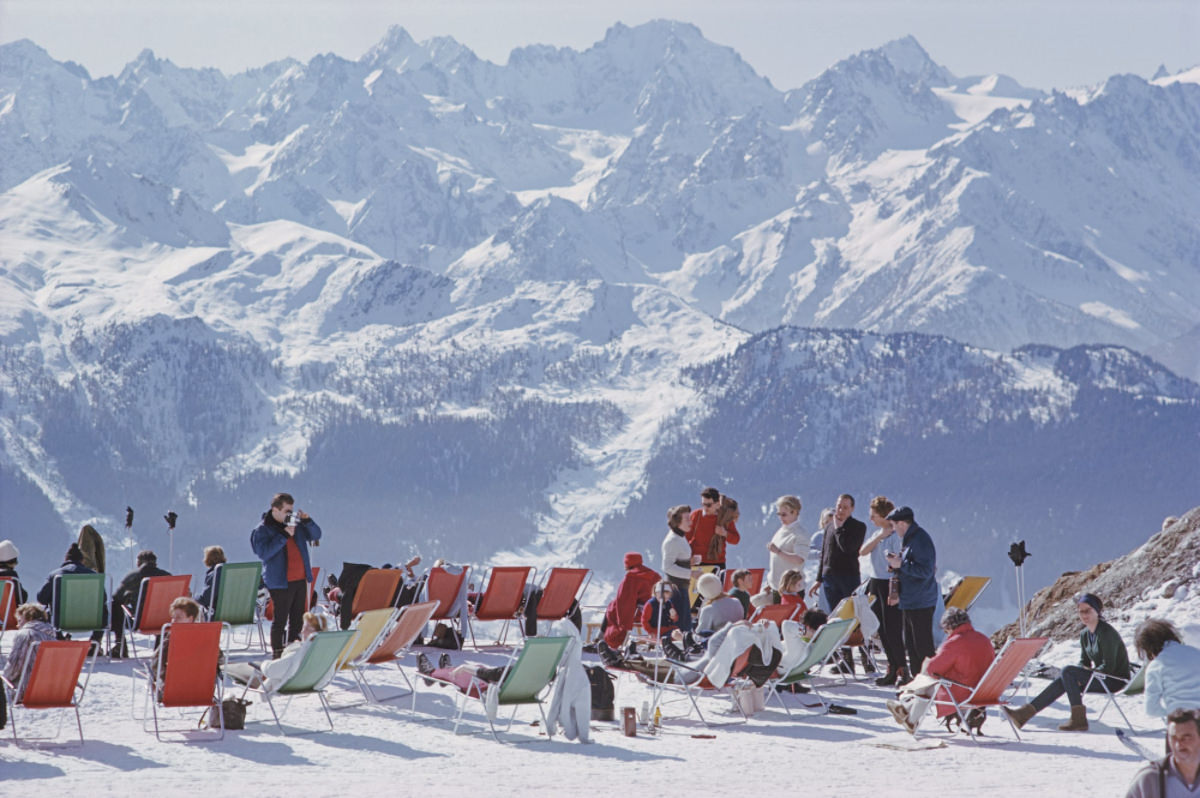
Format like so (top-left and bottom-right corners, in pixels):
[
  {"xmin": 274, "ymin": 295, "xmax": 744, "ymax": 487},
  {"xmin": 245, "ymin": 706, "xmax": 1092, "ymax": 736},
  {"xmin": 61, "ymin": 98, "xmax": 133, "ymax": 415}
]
[{"xmin": 661, "ymin": 530, "xmax": 692, "ymax": 580}]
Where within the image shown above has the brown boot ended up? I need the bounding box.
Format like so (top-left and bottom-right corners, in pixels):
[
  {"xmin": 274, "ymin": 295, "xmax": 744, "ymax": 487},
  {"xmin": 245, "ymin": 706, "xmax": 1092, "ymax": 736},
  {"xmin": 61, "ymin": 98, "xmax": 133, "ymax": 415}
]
[
  {"xmin": 1058, "ymin": 705, "xmax": 1088, "ymax": 731},
  {"xmin": 1002, "ymin": 703, "xmax": 1038, "ymax": 729}
]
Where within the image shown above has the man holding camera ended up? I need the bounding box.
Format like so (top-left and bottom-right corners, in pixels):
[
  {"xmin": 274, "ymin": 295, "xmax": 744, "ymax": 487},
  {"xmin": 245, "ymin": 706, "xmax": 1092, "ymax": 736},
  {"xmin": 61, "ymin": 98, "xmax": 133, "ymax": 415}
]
[{"xmin": 251, "ymin": 492, "xmax": 322, "ymax": 658}]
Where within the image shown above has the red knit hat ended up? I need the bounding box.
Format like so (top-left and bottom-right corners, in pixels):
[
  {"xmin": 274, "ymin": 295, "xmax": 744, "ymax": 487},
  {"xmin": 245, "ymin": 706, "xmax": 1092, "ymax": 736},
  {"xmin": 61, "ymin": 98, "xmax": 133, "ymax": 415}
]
[{"xmin": 623, "ymin": 552, "xmax": 642, "ymax": 569}]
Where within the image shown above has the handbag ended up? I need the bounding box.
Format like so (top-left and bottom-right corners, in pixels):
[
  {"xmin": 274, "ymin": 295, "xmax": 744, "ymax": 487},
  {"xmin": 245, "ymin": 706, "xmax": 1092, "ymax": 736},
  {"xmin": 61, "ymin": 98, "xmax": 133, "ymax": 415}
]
[
  {"xmin": 731, "ymin": 682, "xmax": 765, "ymax": 716},
  {"xmin": 205, "ymin": 697, "xmax": 251, "ymax": 730}
]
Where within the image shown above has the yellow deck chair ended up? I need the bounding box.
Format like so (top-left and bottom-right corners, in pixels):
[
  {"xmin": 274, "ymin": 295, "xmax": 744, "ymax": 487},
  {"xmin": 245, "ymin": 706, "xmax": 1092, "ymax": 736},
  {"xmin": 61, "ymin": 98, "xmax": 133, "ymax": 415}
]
[{"xmin": 946, "ymin": 577, "xmax": 991, "ymax": 611}]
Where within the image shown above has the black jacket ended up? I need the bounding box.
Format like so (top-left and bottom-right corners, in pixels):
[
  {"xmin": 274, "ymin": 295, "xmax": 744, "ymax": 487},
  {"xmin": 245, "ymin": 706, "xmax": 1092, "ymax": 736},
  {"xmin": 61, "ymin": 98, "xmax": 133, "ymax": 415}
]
[
  {"xmin": 113, "ymin": 562, "xmax": 173, "ymax": 607},
  {"xmin": 818, "ymin": 516, "xmax": 867, "ymax": 583}
]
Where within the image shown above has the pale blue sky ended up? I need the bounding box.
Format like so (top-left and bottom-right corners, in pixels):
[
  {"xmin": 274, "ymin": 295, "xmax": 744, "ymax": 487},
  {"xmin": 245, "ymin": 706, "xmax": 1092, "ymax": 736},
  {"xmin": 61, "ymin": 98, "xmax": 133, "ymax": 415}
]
[{"xmin": 2, "ymin": 0, "xmax": 1196, "ymax": 90}]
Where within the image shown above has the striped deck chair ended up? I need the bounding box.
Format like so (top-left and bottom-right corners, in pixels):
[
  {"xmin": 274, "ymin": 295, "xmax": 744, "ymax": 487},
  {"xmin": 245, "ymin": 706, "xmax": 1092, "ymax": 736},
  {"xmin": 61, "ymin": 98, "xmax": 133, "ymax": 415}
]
[
  {"xmin": 2, "ymin": 639, "xmax": 93, "ymax": 746},
  {"xmin": 468, "ymin": 566, "xmax": 534, "ymax": 648},
  {"xmin": 764, "ymin": 618, "xmax": 856, "ymax": 715},
  {"xmin": 924, "ymin": 636, "xmax": 1049, "ymax": 741}
]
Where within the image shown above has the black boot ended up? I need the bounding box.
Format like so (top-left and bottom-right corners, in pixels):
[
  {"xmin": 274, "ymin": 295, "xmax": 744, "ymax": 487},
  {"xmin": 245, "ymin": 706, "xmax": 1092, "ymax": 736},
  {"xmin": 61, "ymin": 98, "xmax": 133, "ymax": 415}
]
[
  {"xmin": 438, "ymin": 652, "xmax": 451, "ymax": 669},
  {"xmin": 417, "ymin": 652, "xmax": 435, "ymax": 685},
  {"xmin": 875, "ymin": 668, "xmax": 899, "ymax": 687}
]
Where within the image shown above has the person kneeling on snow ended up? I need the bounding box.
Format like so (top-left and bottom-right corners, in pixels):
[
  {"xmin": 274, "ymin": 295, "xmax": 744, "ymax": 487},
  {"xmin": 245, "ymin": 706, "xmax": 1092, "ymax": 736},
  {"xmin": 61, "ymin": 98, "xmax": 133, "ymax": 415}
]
[{"xmin": 886, "ymin": 607, "xmax": 994, "ymax": 735}]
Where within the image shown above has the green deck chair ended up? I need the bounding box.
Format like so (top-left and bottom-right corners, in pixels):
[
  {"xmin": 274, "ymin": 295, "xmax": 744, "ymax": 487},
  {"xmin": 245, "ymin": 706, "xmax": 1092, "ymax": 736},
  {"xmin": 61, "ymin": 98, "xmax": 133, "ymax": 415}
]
[
  {"xmin": 765, "ymin": 617, "xmax": 856, "ymax": 715},
  {"xmin": 208, "ymin": 562, "xmax": 267, "ymax": 652},
  {"xmin": 444, "ymin": 636, "xmax": 570, "ymax": 742},
  {"xmin": 244, "ymin": 629, "xmax": 357, "ymax": 735},
  {"xmin": 51, "ymin": 573, "xmax": 106, "ymax": 683}
]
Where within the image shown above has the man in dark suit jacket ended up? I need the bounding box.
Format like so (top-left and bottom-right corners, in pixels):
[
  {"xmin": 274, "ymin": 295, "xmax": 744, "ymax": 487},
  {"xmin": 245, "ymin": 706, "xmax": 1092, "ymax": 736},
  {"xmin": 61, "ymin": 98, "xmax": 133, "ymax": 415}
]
[
  {"xmin": 809, "ymin": 493, "xmax": 866, "ymax": 671},
  {"xmin": 109, "ymin": 550, "xmax": 171, "ymax": 657}
]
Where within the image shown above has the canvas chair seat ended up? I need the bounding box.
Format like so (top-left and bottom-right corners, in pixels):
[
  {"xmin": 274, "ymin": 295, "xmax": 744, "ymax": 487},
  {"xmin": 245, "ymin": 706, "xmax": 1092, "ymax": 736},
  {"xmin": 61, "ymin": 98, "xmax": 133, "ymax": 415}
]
[
  {"xmin": 765, "ymin": 618, "xmax": 856, "ymax": 715},
  {"xmin": 2, "ymin": 639, "xmax": 93, "ymax": 746},
  {"xmin": 468, "ymin": 566, "xmax": 534, "ymax": 648},
  {"xmin": 207, "ymin": 562, "xmax": 267, "ymax": 652},
  {"xmin": 240, "ymin": 629, "xmax": 358, "ymax": 735},
  {"xmin": 351, "ymin": 600, "xmax": 440, "ymax": 708},
  {"xmin": 142, "ymin": 621, "xmax": 225, "ymax": 741},
  {"xmin": 123, "ymin": 574, "xmax": 192, "ymax": 659},
  {"xmin": 945, "ymin": 576, "xmax": 991, "ymax": 611}
]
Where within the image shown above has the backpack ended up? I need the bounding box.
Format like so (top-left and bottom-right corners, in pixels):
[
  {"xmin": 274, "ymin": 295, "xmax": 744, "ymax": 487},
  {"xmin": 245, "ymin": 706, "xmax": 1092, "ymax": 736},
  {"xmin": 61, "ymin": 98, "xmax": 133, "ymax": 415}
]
[{"xmin": 585, "ymin": 665, "xmax": 616, "ymax": 719}]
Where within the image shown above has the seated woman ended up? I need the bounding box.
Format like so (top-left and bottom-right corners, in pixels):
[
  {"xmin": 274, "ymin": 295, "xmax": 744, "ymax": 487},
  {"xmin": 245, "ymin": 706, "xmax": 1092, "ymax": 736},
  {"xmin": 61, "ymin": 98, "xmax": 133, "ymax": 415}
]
[
  {"xmin": 886, "ymin": 607, "xmax": 995, "ymax": 734},
  {"xmin": 1135, "ymin": 618, "xmax": 1200, "ymax": 721},
  {"xmin": 1, "ymin": 603, "xmax": 57, "ymax": 729},
  {"xmin": 226, "ymin": 611, "xmax": 330, "ymax": 690},
  {"xmin": 641, "ymin": 581, "xmax": 680, "ymax": 640},
  {"xmin": 36, "ymin": 543, "xmax": 107, "ymax": 653},
  {"xmin": 194, "ymin": 545, "xmax": 226, "ymax": 612},
  {"xmin": 694, "ymin": 573, "xmax": 744, "ymax": 636},
  {"xmin": 1003, "ymin": 592, "xmax": 1131, "ymax": 732},
  {"xmin": 0, "ymin": 539, "xmax": 29, "ymax": 608}
]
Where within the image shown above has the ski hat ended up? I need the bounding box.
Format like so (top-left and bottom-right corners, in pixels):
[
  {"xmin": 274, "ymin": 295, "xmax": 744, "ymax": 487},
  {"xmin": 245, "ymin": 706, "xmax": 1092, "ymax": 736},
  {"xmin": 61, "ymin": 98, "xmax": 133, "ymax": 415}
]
[
  {"xmin": 0, "ymin": 539, "xmax": 18, "ymax": 562},
  {"xmin": 623, "ymin": 552, "xmax": 643, "ymax": 569},
  {"xmin": 697, "ymin": 572, "xmax": 723, "ymax": 600},
  {"xmin": 1075, "ymin": 592, "xmax": 1103, "ymax": 616},
  {"xmin": 886, "ymin": 506, "xmax": 915, "ymax": 523}
]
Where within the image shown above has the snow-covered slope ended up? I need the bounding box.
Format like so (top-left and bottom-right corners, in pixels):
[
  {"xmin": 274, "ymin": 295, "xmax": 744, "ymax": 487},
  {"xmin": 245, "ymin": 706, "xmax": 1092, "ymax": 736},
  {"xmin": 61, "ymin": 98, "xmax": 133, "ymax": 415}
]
[{"xmin": 2, "ymin": 26, "xmax": 1198, "ymax": 601}]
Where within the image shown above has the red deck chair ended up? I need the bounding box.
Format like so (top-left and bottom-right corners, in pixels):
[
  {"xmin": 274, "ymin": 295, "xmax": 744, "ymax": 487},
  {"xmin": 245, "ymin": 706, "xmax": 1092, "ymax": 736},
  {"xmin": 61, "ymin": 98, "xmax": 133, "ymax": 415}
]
[
  {"xmin": 748, "ymin": 603, "xmax": 802, "ymax": 626},
  {"xmin": 650, "ymin": 647, "xmax": 754, "ymax": 727},
  {"xmin": 924, "ymin": 636, "xmax": 1049, "ymax": 741},
  {"xmin": 145, "ymin": 621, "xmax": 226, "ymax": 741},
  {"xmin": 2, "ymin": 639, "xmax": 92, "ymax": 746},
  {"xmin": 123, "ymin": 574, "xmax": 193, "ymax": 659},
  {"xmin": 467, "ymin": 566, "xmax": 534, "ymax": 648},
  {"xmin": 723, "ymin": 568, "xmax": 765, "ymax": 594},
  {"xmin": 351, "ymin": 568, "xmax": 404, "ymax": 616},
  {"xmin": 352, "ymin": 599, "xmax": 440, "ymax": 708},
  {"xmin": 306, "ymin": 566, "xmax": 321, "ymax": 612},
  {"xmin": 533, "ymin": 567, "xmax": 591, "ymax": 634},
  {"xmin": 0, "ymin": 576, "xmax": 20, "ymax": 645},
  {"xmin": 426, "ymin": 566, "xmax": 470, "ymax": 627}
]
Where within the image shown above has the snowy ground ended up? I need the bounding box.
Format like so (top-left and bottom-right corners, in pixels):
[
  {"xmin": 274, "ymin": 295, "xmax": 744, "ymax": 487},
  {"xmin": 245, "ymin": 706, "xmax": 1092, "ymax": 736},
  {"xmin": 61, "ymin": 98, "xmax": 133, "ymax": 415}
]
[{"xmin": 0, "ymin": 620, "xmax": 1170, "ymax": 798}]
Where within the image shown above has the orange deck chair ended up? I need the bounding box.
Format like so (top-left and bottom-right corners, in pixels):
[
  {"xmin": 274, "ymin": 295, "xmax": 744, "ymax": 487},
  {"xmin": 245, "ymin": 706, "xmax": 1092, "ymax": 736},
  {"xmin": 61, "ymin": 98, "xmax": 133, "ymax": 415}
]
[
  {"xmin": 352, "ymin": 599, "xmax": 440, "ymax": 708},
  {"xmin": 468, "ymin": 566, "xmax": 534, "ymax": 648},
  {"xmin": 123, "ymin": 574, "xmax": 193, "ymax": 659},
  {"xmin": 306, "ymin": 565, "xmax": 321, "ymax": 612},
  {"xmin": 0, "ymin": 576, "xmax": 21, "ymax": 645},
  {"xmin": 144, "ymin": 621, "xmax": 226, "ymax": 741},
  {"xmin": 533, "ymin": 567, "xmax": 590, "ymax": 634},
  {"xmin": 925, "ymin": 636, "xmax": 1049, "ymax": 741},
  {"xmin": 426, "ymin": 565, "xmax": 470, "ymax": 627},
  {"xmin": 351, "ymin": 568, "xmax": 404, "ymax": 616},
  {"xmin": 2, "ymin": 639, "xmax": 93, "ymax": 746}
]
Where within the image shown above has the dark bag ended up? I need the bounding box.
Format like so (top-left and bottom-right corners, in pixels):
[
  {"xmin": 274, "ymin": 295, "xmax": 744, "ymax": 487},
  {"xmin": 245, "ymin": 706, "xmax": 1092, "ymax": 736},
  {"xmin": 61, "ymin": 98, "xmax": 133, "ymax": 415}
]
[
  {"xmin": 585, "ymin": 665, "xmax": 616, "ymax": 720},
  {"xmin": 206, "ymin": 697, "xmax": 251, "ymax": 730},
  {"xmin": 429, "ymin": 622, "xmax": 463, "ymax": 650},
  {"xmin": 738, "ymin": 645, "xmax": 783, "ymax": 688}
]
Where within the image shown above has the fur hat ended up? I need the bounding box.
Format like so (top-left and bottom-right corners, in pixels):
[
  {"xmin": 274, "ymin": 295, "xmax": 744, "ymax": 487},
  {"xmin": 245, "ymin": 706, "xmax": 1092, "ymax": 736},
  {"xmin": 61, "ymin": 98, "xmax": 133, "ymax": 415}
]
[
  {"xmin": 623, "ymin": 552, "xmax": 643, "ymax": 569},
  {"xmin": 0, "ymin": 539, "xmax": 18, "ymax": 562},
  {"xmin": 64, "ymin": 542, "xmax": 85, "ymax": 563},
  {"xmin": 696, "ymin": 572, "xmax": 723, "ymax": 601},
  {"xmin": 886, "ymin": 505, "xmax": 915, "ymax": 523},
  {"xmin": 750, "ymin": 589, "xmax": 775, "ymax": 609}
]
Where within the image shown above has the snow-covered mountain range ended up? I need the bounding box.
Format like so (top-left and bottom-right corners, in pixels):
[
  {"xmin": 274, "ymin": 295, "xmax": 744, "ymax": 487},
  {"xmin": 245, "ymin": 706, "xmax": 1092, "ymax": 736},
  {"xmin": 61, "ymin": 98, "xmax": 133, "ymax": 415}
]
[{"xmin": 2, "ymin": 23, "xmax": 1198, "ymax": 600}]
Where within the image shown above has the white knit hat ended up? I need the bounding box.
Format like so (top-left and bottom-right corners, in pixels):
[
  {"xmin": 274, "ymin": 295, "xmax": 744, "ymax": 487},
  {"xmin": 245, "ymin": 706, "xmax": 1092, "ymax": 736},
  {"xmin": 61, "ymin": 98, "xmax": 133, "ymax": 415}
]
[
  {"xmin": 0, "ymin": 539, "xmax": 18, "ymax": 562},
  {"xmin": 696, "ymin": 572, "xmax": 723, "ymax": 601}
]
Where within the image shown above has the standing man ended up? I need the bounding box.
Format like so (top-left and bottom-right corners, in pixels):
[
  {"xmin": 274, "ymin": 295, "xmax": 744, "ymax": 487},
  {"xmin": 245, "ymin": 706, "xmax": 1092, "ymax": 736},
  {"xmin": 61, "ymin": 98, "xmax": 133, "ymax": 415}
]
[
  {"xmin": 884, "ymin": 505, "xmax": 938, "ymax": 682},
  {"xmin": 251, "ymin": 493, "xmax": 322, "ymax": 659},
  {"xmin": 687, "ymin": 487, "xmax": 740, "ymax": 573},
  {"xmin": 1125, "ymin": 709, "xmax": 1200, "ymax": 798},
  {"xmin": 809, "ymin": 493, "xmax": 866, "ymax": 672}
]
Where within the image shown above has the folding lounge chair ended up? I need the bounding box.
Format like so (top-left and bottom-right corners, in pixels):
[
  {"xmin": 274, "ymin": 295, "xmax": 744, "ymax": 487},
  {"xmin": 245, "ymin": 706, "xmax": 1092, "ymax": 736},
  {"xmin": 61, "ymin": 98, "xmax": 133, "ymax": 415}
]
[
  {"xmin": 922, "ymin": 636, "xmax": 1049, "ymax": 741},
  {"xmin": 765, "ymin": 618, "xmax": 856, "ymax": 715},
  {"xmin": 242, "ymin": 629, "xmax": 358, "ymax": 735},
  {"xmin": 122, "ymin": 574, "xmax": 193, "ymax": 659},
  {"xmin": 532, "ymin": 567, "xmax": 590, "ymax": 635},
  {"xmin": 426, "ymin": 565, "xmax": 470, "ymax": 629},
  {"xmin": 827, "ymin": 595, "xmax": 877, "ymax": 679},
  {"xmin": 748, "ymin": 603, "xmax": 802, "ymax": 626},
  {"xmin": 350, "ymin": 569, "xmax": 404, "ymax": 615},
  {"xmin": 51, "ymin": 573, "xmax": 106, "ymax": 666},
  {"xmin": 143, "ymin": 621, "xmax": 226, "ymax": 741},
  {"xmin": 350, "ymin": 599, "xmax": 440, "ymax": 708},
  {"xmin": 0, "ymin": 576, "xmax": 19, "ymax": 644},
  {"xmin": 945, "ymin": 576, "xmax": 991, "ymax": 612},
  {"xmin": 1082, "ymin": 664, "xmax": 1142, "ymax": 733},
  {"xmin": 325, "ymin": 607, "xmax": 397, "ymax": 708},
  {"xmin": 468, "ymin": 566, "xmax": 534, "ymax": 648},
  {"xmin": 651, "ymin": 649, "xmax": 754, "ymax": 728},
  {"xmin": 433, "ymin": 636, "xmax": 570, "ymax": 743},
  {"xmin": 723, "ymin": 568, "xmax": 765, "ymax": 594},
  {"xmin": 208, "ymin": 562, "xmax": 267, "ymax": 652},
  {"xmin": 2, "ymin": 639, "xmax": 93, "ymax": 746}
]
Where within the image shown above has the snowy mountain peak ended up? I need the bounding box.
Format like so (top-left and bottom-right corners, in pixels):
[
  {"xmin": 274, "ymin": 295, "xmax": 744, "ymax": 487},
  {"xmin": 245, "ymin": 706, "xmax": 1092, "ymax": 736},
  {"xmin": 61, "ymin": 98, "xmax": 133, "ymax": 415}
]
[{"xmin": 875, "ymin": 34, "xmax": 954, "ymax": 85}]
